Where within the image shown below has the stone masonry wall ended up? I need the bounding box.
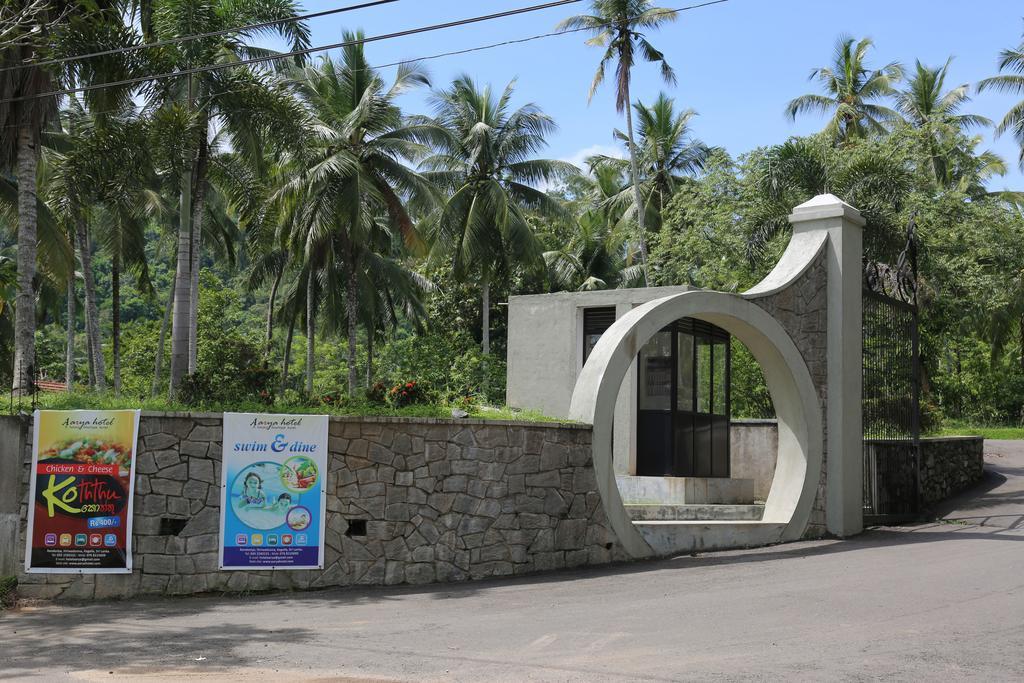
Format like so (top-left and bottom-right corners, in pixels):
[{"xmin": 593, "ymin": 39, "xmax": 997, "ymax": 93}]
[
  {"xmin": 747, "ymin": 251, "xmax": 829, "ymax": 537},
  {"xmin": 919, "ymin": 437, "xmax": 984, "ymax": 506},
  {"xmin": 10, "ymin": 413, "xmax": 626, "ymax": 600}
]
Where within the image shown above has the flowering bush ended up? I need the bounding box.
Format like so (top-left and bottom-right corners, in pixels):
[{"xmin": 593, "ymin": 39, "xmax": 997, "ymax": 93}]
[
  {"xmin": 388, "ymin": 380, "xmax": 423, "ymax": 407},
  {"xmin": 366, "ymin": 381, "xmax": 388, "ymax": 404}
]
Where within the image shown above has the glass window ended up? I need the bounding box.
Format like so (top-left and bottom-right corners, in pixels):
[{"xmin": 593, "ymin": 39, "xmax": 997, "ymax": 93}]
[
  {"xmin": 676, "ymin": 332, "xmax": 694, "ymax": 412},
  {"xmin": 712, "ymin": 340, "xmax": 728, "ymax": 415},
  {"xmin": 638, "ymin": 330, "xmax": 673, "ymax": 411},
  {"xmin": 696, "ymin": 337, "xmax": 712, "ymax": 414}
]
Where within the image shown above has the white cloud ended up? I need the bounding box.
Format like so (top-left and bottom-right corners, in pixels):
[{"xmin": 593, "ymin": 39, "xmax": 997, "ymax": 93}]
[
  {"xmin": 533, "ymin": 143, "xmax": 626, "ymax": 193},
  {"xmin": 561, "ymin": 143, "xmax": 625, "ymax": 173}
]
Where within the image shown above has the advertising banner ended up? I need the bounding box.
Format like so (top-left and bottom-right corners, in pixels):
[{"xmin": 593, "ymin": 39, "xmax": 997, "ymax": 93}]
[
  {"xmin": 219, "ymin": 413, "xmax": 328, "ymax": 570},
  {"xmin": 24, "ymin": 409, "xmax": 141, "ymax": 573}
]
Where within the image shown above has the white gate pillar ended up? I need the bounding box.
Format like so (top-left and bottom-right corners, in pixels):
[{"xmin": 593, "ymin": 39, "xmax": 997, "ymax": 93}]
[{"xmin": 788, "ymin": 195, "xmax": 864, "ymax": 536}]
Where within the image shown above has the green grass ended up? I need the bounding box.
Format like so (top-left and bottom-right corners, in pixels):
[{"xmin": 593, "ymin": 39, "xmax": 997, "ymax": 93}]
[
  {"xmin": 928, "ymin": 423, "xmax": 1024, "ymax": 440},
  {"xmin": 928, "ymin": 418, "xmax": 1024, "ymax": 440},
  {"xmin": 10, "ymin": 391, "xmax": 566, "ymax": 423}
]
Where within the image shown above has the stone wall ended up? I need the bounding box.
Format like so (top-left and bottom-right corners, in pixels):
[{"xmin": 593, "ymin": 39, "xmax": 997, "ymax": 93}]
[
  {"xmin": 919, "ymin": 437, "xmax": 985, "ymax": 506},
  {"xmin": 747, "ymin": 251, "xmax": 829, "ymax": 537},
  {"xmin": 7, "ymin": 413, "xmax": 625, "ymax": 600}
]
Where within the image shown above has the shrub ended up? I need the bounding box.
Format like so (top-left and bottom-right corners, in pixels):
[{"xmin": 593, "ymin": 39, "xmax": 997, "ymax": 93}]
[{"xmin": 388, "ymin": 380, "xmax": 423, "ymax": 408}]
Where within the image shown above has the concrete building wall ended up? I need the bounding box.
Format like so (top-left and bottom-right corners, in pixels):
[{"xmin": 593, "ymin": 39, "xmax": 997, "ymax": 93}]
[
  {"xmin": 730, "ymin": 420, "xmax": 779, "ymax": 502},
  {"xmin": 6, "ymin": 413, "xmax": 626, "ymax": 600},
  {"xmin": 506, "ymin": 286, "xmax": 691, "ymax": 476}
]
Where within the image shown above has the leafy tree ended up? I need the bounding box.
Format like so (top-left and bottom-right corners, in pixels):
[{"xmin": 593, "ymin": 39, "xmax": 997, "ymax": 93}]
[
  {"xmin": 650, "ymin": 150, "xmax": 766, "ymax": 290},
  {"xmin": 786, "ymin": 36, "xmax": 903, "ymax": 142},
  {"xmin": 558, "ymin": 0, "xmax": 678, "ymax": 283}
]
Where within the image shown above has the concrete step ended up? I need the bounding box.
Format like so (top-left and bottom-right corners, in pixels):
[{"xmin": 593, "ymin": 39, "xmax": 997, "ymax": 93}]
[
  {"xmin": 616, "ymin": 475, "xmax": 756, "ymax": 505},
  {"xmin": 625, "ymin": 504, "xmax": 765, "ymax": 522}
]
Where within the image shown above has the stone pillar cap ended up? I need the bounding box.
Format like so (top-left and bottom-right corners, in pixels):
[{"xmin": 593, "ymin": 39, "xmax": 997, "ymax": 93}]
[{"xmin": 789, "ymin": 193, "xmax": 866, "ymax": 227}]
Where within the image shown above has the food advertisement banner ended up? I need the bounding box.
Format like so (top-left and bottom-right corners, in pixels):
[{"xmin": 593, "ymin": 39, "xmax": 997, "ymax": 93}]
[
  {"xmin": 24, "ymin": 409, "xmax": 141, "ymax": 573},
  {"xmin": 219, "ymin": 413, "xmax": 328, "ymax": 570}
]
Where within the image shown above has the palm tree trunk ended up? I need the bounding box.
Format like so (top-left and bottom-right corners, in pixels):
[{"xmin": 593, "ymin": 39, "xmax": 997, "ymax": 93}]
[
  {"xmin": 169, "ymin": 80, "xmax": 195, "ymax": 397},
  {"xmin": 87, "ymin": 332, "xmax": 95, "ymax": 389},
  {"xmin": 281, "ymin": 311, "xmax": 296, "ymax": 395},
  {"xmin": 152, "ymin": 281, "xmax": 173, "ymax": 397},
  {"xmin": 264, "ymin": 267, "xmax": 282, "ymax": 368},
  {"xmin": 65, "ymin": 276, "xmax": 75, "ymax": 390},
  {"xmin": 111, "ymin": 252, "xmax": 121, "ymax": 396},
  {"xmin": 13, "ymin": 123, "xmax": 38, "ymax": 395},
  {"xmin": 623, "ymin": 80, "xmax": 650, "ymax": 286},
  {"xmin": 75, "ymin": 211, "xmax": 106, "ymax": 390},
  {"xmin": 481, "ymin": 277, "xmax": 490, "ymax": 356},
  {"xmin": 481, "ymin": 276, "xmax": 490, "ymax": 402},
  {"xmin": 345, "ymin": 259, "xmax": 359, "ymax": 397},
  {"xmin": 365, "ymin": 324, "xmax": 373, "ymax": 388},
  {"xmin": 187, "ymin": 115, "xmax": 208, "ymax": 374},
  {"xmin": 305, "ymin": 271, "xmax": 316, "ymax": 396},
  {"xmin": 169, "ymin": 171, "xmax": 192, "ymax": 396}
]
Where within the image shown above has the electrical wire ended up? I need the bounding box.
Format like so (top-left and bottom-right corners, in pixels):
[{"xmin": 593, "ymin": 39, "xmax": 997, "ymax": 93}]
[
  {"xmin": 0, "ymin": 0, "xmax": 585, "ymax": 104},
  {"xmin": 0, "ymin": 0, "xmax": 404, "ymax": 75},
  {"xmin": 0, "ymin": 0, "xmax": 728, "ymax": 116}
]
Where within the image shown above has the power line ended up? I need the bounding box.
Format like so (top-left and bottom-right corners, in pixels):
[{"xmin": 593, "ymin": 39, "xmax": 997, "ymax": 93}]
[
  {"xmin": 0, "ymin": 0, "xmax": 728, "ymax": 114},
  {"xmin": 0, "ymin": 0, "xmax": 403, "ymax": 75},
  {"xmin": 0, "ymin": 0, "xmax": 585, "ymax": 105},
  {"xmin": 375, "ymin": 1, "xmax": 729, "ymax": 73}
]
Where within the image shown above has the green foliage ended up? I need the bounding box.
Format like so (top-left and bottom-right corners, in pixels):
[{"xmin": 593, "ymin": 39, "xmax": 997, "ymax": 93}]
[
  {"xmin": 651, "ymin": 150, "xmax": 773, "ymax": 290},
  {"xmin": 372, "ymin": 330, "xmax": 506, "ymax": 403},
  {"xmin": 730, "ymin": 341, "xmax": 775, "ymax": 419}
]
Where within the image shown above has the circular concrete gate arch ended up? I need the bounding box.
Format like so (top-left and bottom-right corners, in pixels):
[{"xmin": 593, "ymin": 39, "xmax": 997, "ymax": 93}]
[{"xmin": 568, "ymin": 290, "xmax": 823, "ymax": 558}]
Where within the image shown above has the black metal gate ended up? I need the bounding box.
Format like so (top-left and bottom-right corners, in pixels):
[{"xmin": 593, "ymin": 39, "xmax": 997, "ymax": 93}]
[{"xmin": 862, "ymin": 218, "xmax": 922, "ymax": 524}]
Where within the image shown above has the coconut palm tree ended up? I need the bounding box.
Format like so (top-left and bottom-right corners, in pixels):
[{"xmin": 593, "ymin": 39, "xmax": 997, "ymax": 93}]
[
  {"xmin": 786, "ymin": 36, "xmax": 904, "ymax": 142},
  {"xmin": 543, "ymin": 209, "xmax": 643, "ymax": 291},
  {"xmin": 978, "ymin": 31, "xmax": 1024, "ymax": 170},
  {"xmin": 148, "ymin": 0, "xmax": 310, "ymax": 397},
  {"xmin": 896, "ymin": 59, "xmax": 992, "ymax": 184},
  {"xmin": 557, "ymin": 0, "xmax": 678, "ymax": 285},
  {"xmin": 279, "ymin": 41, "xmax": 437, "ymax": 396},
  {"xmin": 422, "ymin": 75, "xmax": 576, "ymax": 358},
  {"xmin": 589, "ymin": 92, "xmax": 710, "ymax": 230}
]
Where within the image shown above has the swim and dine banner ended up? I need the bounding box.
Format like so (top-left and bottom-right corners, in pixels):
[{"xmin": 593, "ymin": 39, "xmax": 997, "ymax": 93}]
[
  {"xmin": 24, "ymin": 409, "xmax": 141, "ymax": 573},
  {"xmin": 218, "ymin": 413, "xmax": 328, "ymax": 570}
]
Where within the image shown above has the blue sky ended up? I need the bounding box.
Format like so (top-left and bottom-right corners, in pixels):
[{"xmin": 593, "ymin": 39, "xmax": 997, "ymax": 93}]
[{"xmin": 271, "ymin": 0, "xmax": 1024, "ymax": 190}]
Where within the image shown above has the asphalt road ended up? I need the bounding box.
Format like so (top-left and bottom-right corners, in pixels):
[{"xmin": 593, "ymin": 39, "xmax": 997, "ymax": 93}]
[
  {"xmin": 936, "ymin": 439, "xmax": 1024, "ymax": 529},
  {"xmin": 3, "ymin": 445, "xmax": 1024, "ymax": 681}
]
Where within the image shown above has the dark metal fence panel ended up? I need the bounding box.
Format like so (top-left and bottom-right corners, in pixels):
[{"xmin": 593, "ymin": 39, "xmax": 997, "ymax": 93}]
[
  {"xmin": 862, "ymin": 216, "xmax": 922, "ymax": 521},
  {"xmin": 862, "ymin": 291, "xmax": 920, "ymax": 441}
]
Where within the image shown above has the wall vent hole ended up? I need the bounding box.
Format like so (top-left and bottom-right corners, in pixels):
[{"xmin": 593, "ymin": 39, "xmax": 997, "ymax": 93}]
[
  {"xmin": 345, "ymin": 519, "xmax": 368, "ymax": 537},
  {"xmin": 159, "ymin": 517, "xmax": 188, "ymax": 536}
]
